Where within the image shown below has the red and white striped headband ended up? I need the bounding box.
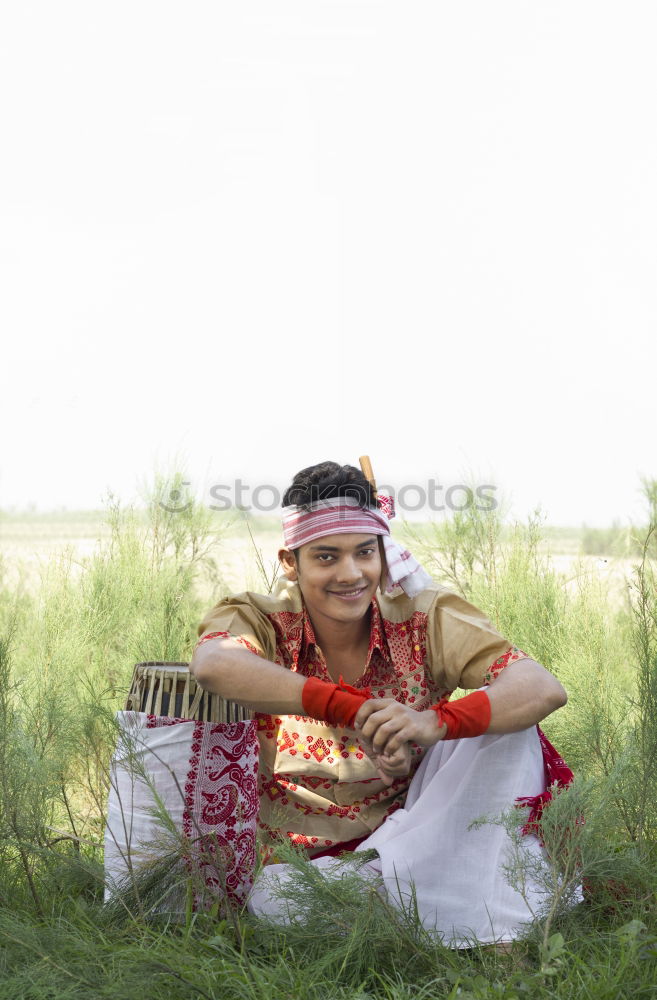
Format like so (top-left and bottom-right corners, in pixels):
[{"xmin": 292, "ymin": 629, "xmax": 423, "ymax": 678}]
[
  {"xmin": 281, "ymin": 495, "xmax": 432, "ymax": 597},
  {"xmin": 282, "ymin": 495, "xmax": 392, "ymax": 549}
]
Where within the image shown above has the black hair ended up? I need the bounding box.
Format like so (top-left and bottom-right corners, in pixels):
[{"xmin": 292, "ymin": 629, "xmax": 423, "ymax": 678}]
[{"xmin": 282, "ymin": 461, "xmax": 376, "ymax": 511}]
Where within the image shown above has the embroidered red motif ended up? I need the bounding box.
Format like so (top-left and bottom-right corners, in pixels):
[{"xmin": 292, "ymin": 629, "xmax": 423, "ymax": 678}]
[
  {"xmin": 383, "ymin": 613, "xmax": 428, "ymax": 667},
  {"xmin": 195, "ymin": 631, "xmax": 261, "ymax": 657},
  {"xmin": 307, "ymin": 736, "xmax": 331, "ymax": 762},
  {"xmin": 277, "ymin": 730, "xmax": 295, "ymax": 753},
  {"xmin": 484, "ymin": 646, "xmax": 529, "ymax": 683}
]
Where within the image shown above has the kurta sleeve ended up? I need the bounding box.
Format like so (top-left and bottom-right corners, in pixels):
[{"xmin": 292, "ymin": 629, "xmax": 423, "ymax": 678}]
[
  {"xmin": 425, "ymin": 590, "xmax": 515, "ymax": 691},
  {"xmin": 197, "ymin": 593, "xmax": 277, "ymax": 662}
]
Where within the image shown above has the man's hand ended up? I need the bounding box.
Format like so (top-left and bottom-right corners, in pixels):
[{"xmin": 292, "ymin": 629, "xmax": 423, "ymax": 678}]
[
  {"xmin": 354, "ymin": 658, "xmax": 567, "ymax": 760},
  {"xmin": 359, "ymin": 733, "xmax": 412, "ymax": 786},
  {"xmin": 354, "ymin": 698, "xmax": 447, "ymax": 757}
]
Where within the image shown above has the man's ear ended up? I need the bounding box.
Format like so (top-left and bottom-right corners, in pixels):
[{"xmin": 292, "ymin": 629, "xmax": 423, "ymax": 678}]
[{"xmin": 278, "ymin": 547, "xmax": 298, "ymax": 581}]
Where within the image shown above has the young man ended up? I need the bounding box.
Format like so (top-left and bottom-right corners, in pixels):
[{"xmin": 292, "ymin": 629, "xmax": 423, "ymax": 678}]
[{"xmin": 190, "ymin": 461, "xmax": 568, "ymax": 946}]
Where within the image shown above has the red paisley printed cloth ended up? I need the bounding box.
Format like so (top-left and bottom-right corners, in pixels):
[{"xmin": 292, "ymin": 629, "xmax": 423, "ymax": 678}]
[{"xmin": 145, "ymin": 715, "xmax": 259, "ymax": 907}]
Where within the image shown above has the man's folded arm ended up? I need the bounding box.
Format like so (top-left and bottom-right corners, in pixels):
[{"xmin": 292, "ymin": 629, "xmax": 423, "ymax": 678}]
[
  {"xmin": 190, "ymin": 636, "xmax": 306, "ymax": 715},
  {"xmin": 485, "ymin": 657, "xmax": 567, "ymax": 733}
]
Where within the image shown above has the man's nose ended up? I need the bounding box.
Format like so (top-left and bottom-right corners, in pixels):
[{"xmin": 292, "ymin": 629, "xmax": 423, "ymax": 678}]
[{"xmin": 335, "ymin": 556, "xmax": 361, "ymax": 582}]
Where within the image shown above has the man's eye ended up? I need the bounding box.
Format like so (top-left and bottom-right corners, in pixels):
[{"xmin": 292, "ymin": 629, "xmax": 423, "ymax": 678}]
[
  {"xmin": 359, "ymin": 548, "xmax": 375, "ymax": 556},
  {"xmin": 317, "ymin": 554, "xmax": 334, "ymax": 562}
]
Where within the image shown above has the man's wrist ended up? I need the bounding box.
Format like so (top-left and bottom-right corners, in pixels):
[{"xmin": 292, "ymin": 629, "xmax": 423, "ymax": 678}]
[
  {"xmin": 430, "ymin": 690, "xmax": 491, "ymax": 740},
  {"xmin": 302, "ymin": 675, "xmax": 373, "ymax": 728},
  {"xmin": 421, "ymin": 708, "xmax": 448, "ymax": 745}
]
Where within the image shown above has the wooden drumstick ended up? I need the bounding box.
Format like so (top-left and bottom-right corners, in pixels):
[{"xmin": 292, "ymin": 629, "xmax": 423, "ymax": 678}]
[{"xmin": 359, "ymin": 455, "xmax": 378, "ymax": 503}]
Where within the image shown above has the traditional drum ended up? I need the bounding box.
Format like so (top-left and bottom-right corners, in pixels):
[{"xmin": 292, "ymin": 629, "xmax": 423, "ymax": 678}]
[
  {"xmin": 124, "ymin": 661, "xmax": 251, "ymax": 723},
  {"xmin": 105, "ymin": 661, "xmax": 259, "ymax": 914}
]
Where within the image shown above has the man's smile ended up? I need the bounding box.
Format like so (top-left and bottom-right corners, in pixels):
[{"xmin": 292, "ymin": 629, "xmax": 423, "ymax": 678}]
[{"xmin": 328, "ymin": 586, "xmax": 369, "ymax": 601}]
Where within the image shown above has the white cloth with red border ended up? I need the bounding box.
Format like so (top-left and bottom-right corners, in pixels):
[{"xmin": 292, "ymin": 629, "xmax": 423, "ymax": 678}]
[{"xmin": 104, "ymin": 711, "xmax": 259, "ymax": 910}]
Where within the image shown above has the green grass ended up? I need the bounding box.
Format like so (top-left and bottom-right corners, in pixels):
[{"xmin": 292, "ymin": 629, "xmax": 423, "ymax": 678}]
[{"xmin": 1, "ymin": 479, "xmax": 657, "ymax": 997}]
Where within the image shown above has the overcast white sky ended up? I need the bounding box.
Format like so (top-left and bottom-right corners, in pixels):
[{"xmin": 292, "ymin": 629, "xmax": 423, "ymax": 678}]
[{"xmin": 1, "ymin": 2, "xmax": 655, "ymax": 526}]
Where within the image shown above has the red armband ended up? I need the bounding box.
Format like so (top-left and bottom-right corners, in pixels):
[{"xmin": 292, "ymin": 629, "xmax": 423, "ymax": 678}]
[
  {"xmin": 302, "ymin": 675, "xmax": 373, "ymax": 728},
  {"xmin": 430, "ymin": 690, "xmax": 491, "ymax": 740}
]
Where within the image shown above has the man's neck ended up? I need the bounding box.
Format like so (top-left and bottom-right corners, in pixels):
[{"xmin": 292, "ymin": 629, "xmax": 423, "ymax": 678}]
[{"xmin": 308, "ymin": 608, "xmax": 372, "ymax": 661}]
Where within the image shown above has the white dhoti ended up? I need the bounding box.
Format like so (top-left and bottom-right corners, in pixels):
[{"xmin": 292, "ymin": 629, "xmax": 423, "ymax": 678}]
[{"xmin": 248, "ymin": 727, "xmax": 548, "ymax": 947}]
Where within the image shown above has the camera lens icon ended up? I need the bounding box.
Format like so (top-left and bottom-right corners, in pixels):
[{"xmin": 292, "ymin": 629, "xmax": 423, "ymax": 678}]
[{"xmin": 159, "ymin": 481, "xmax": 193, "ymax": 513}]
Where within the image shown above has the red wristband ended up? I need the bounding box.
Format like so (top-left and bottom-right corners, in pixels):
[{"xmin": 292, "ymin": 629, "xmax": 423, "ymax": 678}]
[
  {"xmin": 302, "ymin": 676, "xmax": 373, "ymax": 728},
  {"xmin": 430, "ymin": 690, "xmax": 491, "ymax": 740}
]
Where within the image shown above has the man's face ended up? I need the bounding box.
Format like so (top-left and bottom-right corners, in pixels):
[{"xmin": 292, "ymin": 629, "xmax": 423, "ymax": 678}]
[{"xmin": 280, "ymin": 533, "xmax": 381, "ymax": 629}]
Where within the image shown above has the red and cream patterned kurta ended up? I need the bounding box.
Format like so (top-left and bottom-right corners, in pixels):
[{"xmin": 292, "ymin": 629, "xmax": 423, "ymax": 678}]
[{"xmin": 197, "ymin": 580, "xmax": 527, "ymax": 856}]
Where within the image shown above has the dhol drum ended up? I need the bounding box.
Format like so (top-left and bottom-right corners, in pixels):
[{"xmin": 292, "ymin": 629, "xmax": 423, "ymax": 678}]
[
  {"xmin": 105, "ymin": 661, "xmax": 258, "ymax": 913},
  {"xmin": 124, "ymin": 661, "xmax": 251, "ymax": 723}
]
